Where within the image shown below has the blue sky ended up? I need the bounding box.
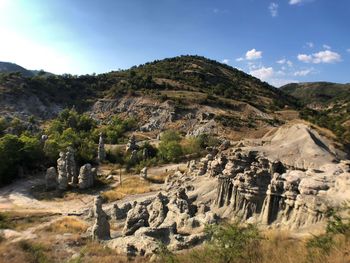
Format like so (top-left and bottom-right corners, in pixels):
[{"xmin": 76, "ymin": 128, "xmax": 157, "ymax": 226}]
[{"xmin": 0, "ymin": 0, "xmax": 349, "ymax": 87}]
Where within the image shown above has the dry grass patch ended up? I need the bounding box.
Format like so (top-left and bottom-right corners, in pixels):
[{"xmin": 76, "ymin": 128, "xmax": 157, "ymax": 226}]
[
  {"xmin": 0, "ymin": 212, "xmax": 56, "ymax": 231},
  {"xmin": 102, "ymin": 176, "xmax": 155, "ymax": 202},
  {"xmin": 147, "ymin": 172, "xmax": 171, "ymax": 184},
  {"xmin": 0, "ymin": 240, "xmax": 51, "ymax": 263},
  {"xmin": 44, "ymin": 216, "xmax": 88, "ymax": 234},
  {"xmin": 69, "ymin": 241, "xmax": 147, "ymax": 263}
]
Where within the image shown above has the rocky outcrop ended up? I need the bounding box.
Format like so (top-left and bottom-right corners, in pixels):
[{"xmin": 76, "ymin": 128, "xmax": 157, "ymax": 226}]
[
  {"xmin": 113, "ymin": 203, "xmax": 132, "ymax": 220},
  {"xmin": 108, "ymin": 185, "xmax": 215, "ymax": 256},
  {"xmin": 148, "ymin": 193, "xmax": 169, "ymax": 228},
  {"xmin": 123, "ymin": 202, "xmax": 150, "ymax": 236}
]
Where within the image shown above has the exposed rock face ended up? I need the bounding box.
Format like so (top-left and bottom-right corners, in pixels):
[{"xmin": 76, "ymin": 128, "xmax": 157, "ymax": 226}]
[
  {"xmin": 203, "ymin": 148, "xmax": 338, "ymax": 229},
  {"xmin": 123, "ymin": 202, "xmax": 150, "ymax": 236},
  {"xmin": 92, "ymin": 196, "xmax": 110, "ymax": 240},
  {"xmin": 148, "ymin": 193, "xmax": 169, "ymax": 228},
  {"xmin": 45, "ymin": 167, "xmax": 57, "ymax": 190},
  {"xmin": 126, "ymin": 135, "xmax": 138, "ymax": 153},
  {"xmin": 97, "ymin": 133, "xmax": 106, "ymax": 162},
  {"xmin": 66, "ymin": 147, "xmax": 77, "ymax": 184},
  {"xmin": 57, "ymin": 152, "xmax": 68, "ymax": 190},
  {"xmin": 109, "ymin": 186, "xmax": 211, "ymax": 256},
  {"xmin": 113, "ymin": 203, "xmax": 132, "ymax": 220},
  {"xmin": 78, "ymin": 164, "xmax": 94, "ymax": 189},
  {"xmin": 140, "ymin": 101, "xmax": 176, "ymax": 132}
]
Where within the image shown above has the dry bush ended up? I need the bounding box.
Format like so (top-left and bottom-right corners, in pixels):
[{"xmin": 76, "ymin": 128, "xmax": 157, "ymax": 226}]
[
  {"xmin": 102, "ymin": 176, "xmax": 155, "ymax": 202},
  {"xmin": 44, "ymin": 216, "xmax": 88, "ymax": 234}
]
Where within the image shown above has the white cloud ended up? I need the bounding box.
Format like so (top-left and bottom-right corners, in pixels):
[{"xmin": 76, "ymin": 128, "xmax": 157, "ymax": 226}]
[
  {"xmin": 236, "ymin": 57, "xmax": 244, "ymax": 62},
  {"xmin": 222, "ymin": 59, "xmax": 230, "ymax": 64},
  {"xmin": 297, "ymin": 54, "xmax": 313, "ymax": 63},
  {"xmin": 323, "ymin": 44, "xmax": 331, "ymax": 50},
  {"xmin": 250, "ymin": 66, "xmax": 274, "ymax": 81},
  {"xmin": 289, "ymin": 0, "xmax": 313, "ymax": 5},
  {"xmin": 277, "ymin": 58, "xmax": 293, "ymax": 66},
  {"xmin": 289, "ymin": 0, "xmax": 302, "ymax": 4},
  {"xmin": 269, "ymin": 3, "xmax": 278, "ymax": 17},
  {"xmin": 293, "ymin": 69, "xmax": 313, "ymax": 76},
  {"xmin": 298, "ymin": 50, "xmax": 341, "ymax": 64},
  {"xmin": 347, "ymin": 48, "xmax": 350, "ymax": 53},
  {"xmin": 313, "ymin": 50, "xmax": 341, "ymax": 63},
  {"xmin": 306, "ymin": 42, "xmax": 314, "ymax": 48},
  {"xmin": 245, "ymin": 48, "xmax": 262, "ymax": 60}
]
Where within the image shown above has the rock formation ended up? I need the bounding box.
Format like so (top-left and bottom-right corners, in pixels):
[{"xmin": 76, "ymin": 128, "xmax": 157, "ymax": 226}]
[
  {"xmin": 113, "ymin": 203, "xmax": 132, "ymax": 220},
  {"xmin": 97, "ymin": 133, "xmax": 106, "ymax": 162},
  {"xmin": 78, "ymin": 164, "xmax": 94, "ymax": 189},
  {"xmin": 66, "ymin": 147, "xmax": 77, "ymax": 184},
  {"xmin": 57, "ymin": 151, "xmax": 68, "ymax": 190},
  {"xmin": 140, "ymin": 167, "xmax": 147, "ymax": 179},
  {"xmin": 92, "ymin": 195, "xmax": 110, "ymax": 240},
  {"xmin": 108, "ymin": 184, "xmax": 211, "ymax": 256},
  {"xmin": 45, "ymin": 167, "xmax": 57, "ymax": 190},
  {"xmin": 126, "ymin": 135, "xmax": 138, "ymax": 153},
  {"xmin": 123, "ymin": 202, "xmax": 150, "ymax": 236}
]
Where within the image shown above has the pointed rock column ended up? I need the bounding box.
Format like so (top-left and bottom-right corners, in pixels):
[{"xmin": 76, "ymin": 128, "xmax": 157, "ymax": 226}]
[
  {"xmin": 57, "ymin": 151, "xmax": 68, "ymax": 190},
  {"xmin": 92, "ymin": 195, "xmax": 110, "ymax": 240},
  {"xmin": 97, "ymin": 133, "xmax": 106, "ymax": 163},
  {"xmin": 66, "ymin": 147, "xmax": 77, "ymax": 184}
]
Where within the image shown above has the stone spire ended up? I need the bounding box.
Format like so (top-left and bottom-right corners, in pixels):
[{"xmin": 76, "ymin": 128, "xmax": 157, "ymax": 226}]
[
  {"xmin": 97, "ymin": 132, "xmax": 106, "ymax": 162},
  {"xmin": 91, "ymin": 195, "xmax": 110, "ymax": 240},
  {"xmin": 66, "ymin": 146, "xmax": 77, "ymax": 184},
  {"xmin": 57, "ymin": 151, "xmax": 68, "ymax": 190}
]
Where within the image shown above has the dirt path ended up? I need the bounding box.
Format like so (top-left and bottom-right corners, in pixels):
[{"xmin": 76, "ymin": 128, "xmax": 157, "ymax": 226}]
[{"xmin": 0, "ymin": 176, "xmax": 95, "ymax": 214}]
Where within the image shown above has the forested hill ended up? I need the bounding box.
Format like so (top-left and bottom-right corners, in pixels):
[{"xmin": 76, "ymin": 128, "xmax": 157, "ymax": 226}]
[
  {"xmin": 281, "ymin": 82, "xmax": 350, "ymax": 106},
  {"xmin": 0, "ymin": 55, "xmax": 297, "ymax": 121}
]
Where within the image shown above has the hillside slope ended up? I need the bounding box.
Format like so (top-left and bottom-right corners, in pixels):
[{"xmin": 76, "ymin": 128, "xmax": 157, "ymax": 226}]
[
  {"xmin": 281, "ymin": 82, "xmax": 350, "ymax": 107},
  {"xmin": 0, "ymin": 61, "xmax": 34, "ymax": 77},
  {"xmin": 281, "ymin": 82, "xmax": 350, "ymax": 149},
  {"xmin": 0, "ymin": 55, "xmax": 298, "ymax": 139}
]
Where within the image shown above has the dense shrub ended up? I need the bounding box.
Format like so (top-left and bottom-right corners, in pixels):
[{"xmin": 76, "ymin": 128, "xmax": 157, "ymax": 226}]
[{"xmin": 0, "ymin": 134, "xmax": 44, "ymax": 186}]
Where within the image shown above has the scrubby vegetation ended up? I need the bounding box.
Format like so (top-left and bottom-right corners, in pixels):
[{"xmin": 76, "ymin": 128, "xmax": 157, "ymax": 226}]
[
  {"xmin": 157, "ymin": 204, "xmax": 350, "ymax": 263},
  {"xmin": 282, "ymin": 82, "xmax": 350, "ymax": 149}
]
